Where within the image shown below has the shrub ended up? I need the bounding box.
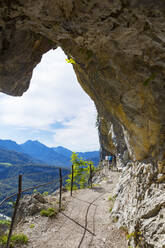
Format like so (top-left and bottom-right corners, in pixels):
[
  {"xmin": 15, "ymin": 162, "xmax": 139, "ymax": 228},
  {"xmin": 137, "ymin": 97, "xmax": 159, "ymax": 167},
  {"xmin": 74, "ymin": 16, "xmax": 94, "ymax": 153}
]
[
  {"xmin": 108, "ymin": 195, "xmax": 116, "ymax": 203},
  {"xmin": 40, "ymin": 208, "xmax": 57, "ymax": 218},
  {"xmin": 42, "ymin": 191, "xmax": 48, "ymax": 196},
  {"xmin": 29, "ymin": 224, "xmax": 35, "ymax": 229},
  {"xmin": 65, "ymin": 152, "xmax": 94, "ymax": 191},
  {"xmin": 0, "ymin": 233, "xmax": 28, "ymax": 247},
  {"xmin": 11, "ymin": 233, "xmax": 28, "ymax": 245},
  {"xmin": 0, "ymin": 220, "xmax": 11, "ymax": 226},
  {"xmin": 108, "ymin": 196, "xmax": 113, "ymax": 201},
  {"xmin": 66, "ymin": 58, "xmax": 76, "ymax": 64},
  {"xmin": 109, "ymin": 207, "xmax": 113, "ymax": 212},
  {"xmin": 0, "ymin": 235, "xmax": 7, "ymax": 245}
]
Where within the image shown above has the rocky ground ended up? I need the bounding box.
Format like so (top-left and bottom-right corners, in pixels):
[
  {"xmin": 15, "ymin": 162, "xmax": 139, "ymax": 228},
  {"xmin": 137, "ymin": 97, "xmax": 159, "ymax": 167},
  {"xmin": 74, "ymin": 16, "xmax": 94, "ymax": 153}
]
[{"xmin": 14, "ymin": 169, "xmax": 127, "ymax": 248}]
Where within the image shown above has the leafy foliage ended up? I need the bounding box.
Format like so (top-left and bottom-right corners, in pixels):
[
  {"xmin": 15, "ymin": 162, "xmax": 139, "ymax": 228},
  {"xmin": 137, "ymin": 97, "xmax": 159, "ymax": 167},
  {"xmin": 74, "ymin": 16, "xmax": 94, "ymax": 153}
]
[
  {"xmin": 126, "ymin": 231, "xmax": 143, "ymax": 248},
  {"xmin": 42, "ymin": 191, "xmax": 48, "ymax": 196},
  {"xmin": 40, "ymin": 208, "xmax": 58, "ymax": 218},
  {"xmin": 66, "ymin": 58, "xmax": 76, "ymax": 64},
  {"xmin": 65, "ymin": 153, "xmax": 94, "ymax": 190},
  {"xmin": 109, "ymin": 207, "xmax": 113, "ymax": 212},
  {"xmin": 29, "ymin": 224, "xmax": 35, "ymax": 229},
  {"xmin": 0, "ymin": 220, "xmax": 10, "ymax": 226},
  {"xmin": 0, "ymin": 233, "xmax": 28, "ymax": 247}
]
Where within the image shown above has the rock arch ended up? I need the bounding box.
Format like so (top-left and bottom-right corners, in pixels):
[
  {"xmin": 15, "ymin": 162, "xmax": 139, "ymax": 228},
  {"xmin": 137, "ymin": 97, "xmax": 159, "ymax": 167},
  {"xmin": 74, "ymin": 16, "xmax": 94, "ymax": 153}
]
[{"xmin": 0, "ymin": 1, "xmax": 165, "ymax": 246}]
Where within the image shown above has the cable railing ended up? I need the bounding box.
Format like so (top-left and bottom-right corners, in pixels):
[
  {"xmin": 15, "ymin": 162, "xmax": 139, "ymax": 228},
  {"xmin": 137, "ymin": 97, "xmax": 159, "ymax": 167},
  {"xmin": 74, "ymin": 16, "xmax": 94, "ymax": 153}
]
[
  {"xmin": 0, "ymin": 164, "xmax": 94, "ymax": 248},
  {"xmin": 0, "ymin": 163, "xmax": 70, "ymax": 183},
  {"xmin": 0, "ymin": 174, "xmax": 69, "ymax": 207}
]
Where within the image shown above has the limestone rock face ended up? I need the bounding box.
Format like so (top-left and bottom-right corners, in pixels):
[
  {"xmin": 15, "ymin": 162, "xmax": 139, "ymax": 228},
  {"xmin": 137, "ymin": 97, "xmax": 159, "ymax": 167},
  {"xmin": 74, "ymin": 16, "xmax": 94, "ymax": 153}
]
[
  {"xmin": 1, "ymin": 0, "xmax": 165, "ymax": 161},
  {"xmin": 17, "ymin": 193, "xmax": 48, "ymax": 220},
  {"xmin": 0, "ymin": 1, "xmax": 165, "ymax": 247},
  {"xmin": 113, "ymin": 162, "xmax": 165, "ymax": 247}
]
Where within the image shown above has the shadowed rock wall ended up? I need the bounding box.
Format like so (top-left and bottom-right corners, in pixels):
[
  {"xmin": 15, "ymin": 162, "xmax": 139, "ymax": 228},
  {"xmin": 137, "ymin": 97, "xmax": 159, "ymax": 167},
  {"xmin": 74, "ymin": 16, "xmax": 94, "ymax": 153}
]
[{"xmin": 0, "ymin": 1, "xmax": 165, "ymax": 246}]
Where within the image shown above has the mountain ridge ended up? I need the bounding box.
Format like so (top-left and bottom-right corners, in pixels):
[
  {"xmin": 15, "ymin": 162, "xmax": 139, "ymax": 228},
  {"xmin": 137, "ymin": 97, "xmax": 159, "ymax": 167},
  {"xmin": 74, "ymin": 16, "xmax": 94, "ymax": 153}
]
[
  {"xmin": 0, "ymin": 145, "xmax": 41, "ymax": 165},
  {"xmin": 0, "ymin": 139, "xmax": 100, "ymax": 167}
]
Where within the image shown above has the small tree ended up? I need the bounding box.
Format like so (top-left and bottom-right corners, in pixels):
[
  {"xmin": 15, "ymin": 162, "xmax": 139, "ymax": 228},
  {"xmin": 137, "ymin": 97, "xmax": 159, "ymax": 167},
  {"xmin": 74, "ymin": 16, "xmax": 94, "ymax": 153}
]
[{"xmin": 65, "ymin": 152, "xmax": 94, "ymax": 190}]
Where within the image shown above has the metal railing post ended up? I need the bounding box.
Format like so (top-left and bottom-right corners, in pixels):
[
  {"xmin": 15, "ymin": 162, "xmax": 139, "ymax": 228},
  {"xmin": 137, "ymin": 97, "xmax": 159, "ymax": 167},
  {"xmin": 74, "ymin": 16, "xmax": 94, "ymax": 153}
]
[
  {"xmin": 59, "ymin": 168, "xmax": 62, "ymax": 211},
  {"xmin": 89, "ymin": 164, "xmax": 93, "ymax": 189},
  {"xmin": 71, "ymin": 165, "xmax": 74, "ymax": 196},
  {"xmin": 6, "ymin": 174, "xmax": 22, "ymax": 248}
]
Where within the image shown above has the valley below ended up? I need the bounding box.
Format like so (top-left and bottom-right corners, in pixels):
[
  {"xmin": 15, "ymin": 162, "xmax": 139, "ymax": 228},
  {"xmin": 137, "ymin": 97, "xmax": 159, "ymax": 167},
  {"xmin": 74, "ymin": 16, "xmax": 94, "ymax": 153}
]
[
  {"xmin": 0, "ymin": 163, "xmax": 69, "ymax": 217},
  {"xmin": 0, "ymin": 139, "xmax": 99, "ymax": 217}
]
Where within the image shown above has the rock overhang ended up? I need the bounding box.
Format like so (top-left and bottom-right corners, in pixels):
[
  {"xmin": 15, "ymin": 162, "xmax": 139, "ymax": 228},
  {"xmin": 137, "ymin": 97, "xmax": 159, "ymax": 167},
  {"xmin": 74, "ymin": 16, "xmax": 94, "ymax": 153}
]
[{"xmin": 0, "ymin": 0, "xmax": 165, "ymax": 161}]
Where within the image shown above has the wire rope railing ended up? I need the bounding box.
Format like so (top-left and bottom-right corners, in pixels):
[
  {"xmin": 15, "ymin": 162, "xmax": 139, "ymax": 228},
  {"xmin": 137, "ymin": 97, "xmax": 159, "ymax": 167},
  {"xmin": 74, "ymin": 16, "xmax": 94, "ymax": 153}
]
[
  {"xmin": 0, "ymin": 163, "xmax": 70, "ymax": 183},
  {"xmin": 0, "ymin": 164, "xmax": 94, "ymax": 248}
]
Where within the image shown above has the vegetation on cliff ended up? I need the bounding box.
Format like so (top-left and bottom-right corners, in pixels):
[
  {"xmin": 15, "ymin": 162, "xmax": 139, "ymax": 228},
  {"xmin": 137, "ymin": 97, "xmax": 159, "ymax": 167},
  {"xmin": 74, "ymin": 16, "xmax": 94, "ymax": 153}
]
[{"xmin": 65, "ymin": 152, "xmax": 94, "ymax": 190}]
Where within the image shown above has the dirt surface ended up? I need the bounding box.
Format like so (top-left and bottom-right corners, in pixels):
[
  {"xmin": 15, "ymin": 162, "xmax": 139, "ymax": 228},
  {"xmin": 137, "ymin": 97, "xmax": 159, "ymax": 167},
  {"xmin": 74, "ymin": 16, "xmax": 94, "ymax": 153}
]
[{"xmin": 16, "ymin": 171, "xmax": 128, "ymax": 248}]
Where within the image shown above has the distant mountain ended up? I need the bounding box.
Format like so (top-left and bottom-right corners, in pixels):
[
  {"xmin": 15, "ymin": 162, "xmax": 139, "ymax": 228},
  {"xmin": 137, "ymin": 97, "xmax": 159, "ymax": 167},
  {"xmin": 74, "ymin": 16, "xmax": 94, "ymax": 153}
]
[
  {"xmin": 52, "ymin": 146, "xmax": 73, "ymax": 158},
  {"xmin": 78, "ymin": 151, "xmax": 100, "ymax": 159},
  {"xmin": 77, "ymin": 151, "xmax": 100, "ymax": 166},
  {"xmin": 53, "ymin": 146, "xmax": 100, "ymax": 166},
  {"xmin": 0, "ymin": 145, "xmax": 40, "ymax": 165},
  {"xmin": 0, "ymin": 139, "xmax": 100, "ymax": 167},
  {"xmin": 0, "ymin": 139, "xmax": 24, "ymax": 153},
  {"xmin": 20, "ymin": 140, "xmax": 71, "ymax": 167}
]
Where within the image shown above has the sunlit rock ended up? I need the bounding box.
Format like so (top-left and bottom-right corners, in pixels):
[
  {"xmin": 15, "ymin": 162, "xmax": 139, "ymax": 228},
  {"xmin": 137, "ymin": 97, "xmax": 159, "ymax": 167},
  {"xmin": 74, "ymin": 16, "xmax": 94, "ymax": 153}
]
[{"xmin": 0, "ymin": 1, "xmax": 165, "ymax": 246}]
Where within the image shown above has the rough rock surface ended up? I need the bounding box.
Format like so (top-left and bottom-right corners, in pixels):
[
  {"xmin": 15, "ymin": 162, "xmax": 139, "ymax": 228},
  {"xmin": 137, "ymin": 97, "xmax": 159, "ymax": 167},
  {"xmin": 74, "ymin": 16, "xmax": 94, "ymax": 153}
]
[
  {"xmin": 0, "ymin": 1, "xmax": 165, "ymax": 247},
  {"xmin": 16, "ymin": 193, "xmax": 49, "ymax": 221},
  {"xmin": 113, "ymin": 162, "xmax": 165, "ymax": 247}
]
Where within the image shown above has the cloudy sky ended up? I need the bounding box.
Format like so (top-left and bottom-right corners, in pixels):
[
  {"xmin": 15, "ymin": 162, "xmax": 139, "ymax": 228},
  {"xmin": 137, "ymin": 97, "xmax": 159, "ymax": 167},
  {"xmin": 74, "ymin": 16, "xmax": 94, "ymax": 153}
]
[{"xmin": 0, "ymin": 48, "xmax": 99, "ymax": 151}]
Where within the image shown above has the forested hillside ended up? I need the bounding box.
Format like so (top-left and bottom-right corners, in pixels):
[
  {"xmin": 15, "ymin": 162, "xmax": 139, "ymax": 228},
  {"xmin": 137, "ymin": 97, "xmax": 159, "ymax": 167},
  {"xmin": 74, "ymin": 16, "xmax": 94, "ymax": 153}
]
[
  {"xmin": 0, "ymin": 163, "xmax": 69, "ymax": 217},
  {"xmin": 0, "ymin": 146, "xmax": 41, "ymax": 165}
]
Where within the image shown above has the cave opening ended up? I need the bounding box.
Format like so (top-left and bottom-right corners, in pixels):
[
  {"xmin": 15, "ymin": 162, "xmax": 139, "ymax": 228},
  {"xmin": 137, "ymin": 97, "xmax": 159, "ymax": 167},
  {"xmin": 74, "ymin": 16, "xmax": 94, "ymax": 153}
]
[{"xmin": 0, "ymin": 47, "xmax": 99, "ymax": 153}]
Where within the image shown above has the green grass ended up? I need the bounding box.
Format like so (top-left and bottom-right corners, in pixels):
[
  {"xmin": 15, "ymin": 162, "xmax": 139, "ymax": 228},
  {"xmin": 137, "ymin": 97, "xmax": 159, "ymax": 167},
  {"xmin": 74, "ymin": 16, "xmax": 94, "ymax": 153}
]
[
  {"xmin": 0, "ymin": 163, "xmax": 12, "ymax": 167},
  {"xmin": 0, "ymin": 233, "xmax": 28, "ymax": 247},
  {"xmin": 109, "ymin": 207, "xmax": 113, "ymax": 212},
  {"xmin": 112, "ymin": 216, "xmax": 118, "ymax": 223},
  {"xmin": 29, "ymin": 224, "xmax": 35, "ymax": 229},
  {"xmin": 108, "ymin": 195, "xmax": 116, "ymax": 202},
  {"xmin": 40, "ymin": 208, "xmax": 58, "ymax": 218},
  {"xmin": 0, "ymin": 220, "xmax": 11, "ymax": 226},
  {"xmin": 108, "ymin": 196, "xmax": 113, "ymax": 201},
  {"xmin": 92, "ymin": 183, "xmax": 100, "ymax": 187},
  {"xmin": 42, "ymin": 191, "xmax": 48, "ymax": 196}
]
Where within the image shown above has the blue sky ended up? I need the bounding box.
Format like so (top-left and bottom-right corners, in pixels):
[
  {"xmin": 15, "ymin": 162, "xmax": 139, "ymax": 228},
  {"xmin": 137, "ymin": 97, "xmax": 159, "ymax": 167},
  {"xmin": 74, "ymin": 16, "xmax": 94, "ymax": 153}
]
[{"xmin": 0, "ymin": 48, "xmax": 99, "ymax": 151}]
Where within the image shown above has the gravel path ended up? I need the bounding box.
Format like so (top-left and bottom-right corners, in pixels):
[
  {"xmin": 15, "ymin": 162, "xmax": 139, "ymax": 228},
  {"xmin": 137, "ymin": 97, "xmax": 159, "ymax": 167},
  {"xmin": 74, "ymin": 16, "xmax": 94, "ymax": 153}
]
[{"xmin": 16, "ymin": 171, "xmax": 128, "ymax": 248}]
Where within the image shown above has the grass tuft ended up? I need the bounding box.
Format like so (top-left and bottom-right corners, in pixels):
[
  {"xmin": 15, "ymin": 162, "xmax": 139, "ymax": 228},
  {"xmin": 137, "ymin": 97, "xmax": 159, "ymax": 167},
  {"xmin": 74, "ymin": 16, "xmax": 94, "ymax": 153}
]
[
  {"xmin": 29, "ymin": 224, "xmax": 35, "ymax": 229},
  {"xmin": 0, "ymin": 220, "xmax": 11, "ymax": 226},
  {"xmin": 0, "ymin": 233, "xmax": 28, "ymax": 247},
  {"xmin": 40, "ymin": 208, "xmax": 57, "ymax": 218}
]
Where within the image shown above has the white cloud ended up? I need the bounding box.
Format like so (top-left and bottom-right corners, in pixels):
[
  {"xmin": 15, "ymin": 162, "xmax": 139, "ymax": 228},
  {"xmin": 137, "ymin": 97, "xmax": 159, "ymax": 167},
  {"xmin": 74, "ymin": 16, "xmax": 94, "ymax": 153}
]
[
  {"xmin": 53, "ymin": 104, "xmax": 99, "ymax": 151},
  {"xmin": 0, "ymin": 48, "xmax": 99, "ymax": 151}
]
